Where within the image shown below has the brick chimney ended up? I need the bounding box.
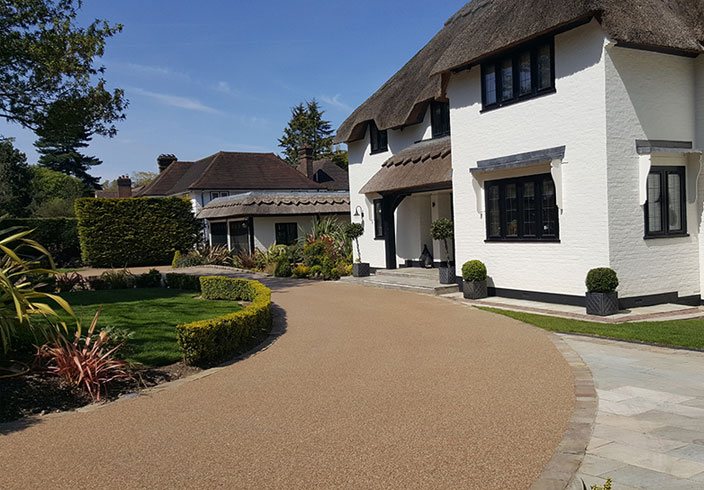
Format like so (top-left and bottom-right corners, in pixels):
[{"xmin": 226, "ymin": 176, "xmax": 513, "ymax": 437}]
[
  {"xmin": 157, "ymin": 154, "xmax": 178, "ymax": 173},
  {"xmin": 298, "ymin": 145, "xmax": 314, "ymax": 179},
  {"xmin": 117, "ymin": 175, "xmax": 132, "ymax": 198}
]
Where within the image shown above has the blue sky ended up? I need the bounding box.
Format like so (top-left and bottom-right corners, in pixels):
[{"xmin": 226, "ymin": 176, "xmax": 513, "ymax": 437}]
[{"xmin": 0, "ymin": 0, "xmax": 467, "ymax": 182}]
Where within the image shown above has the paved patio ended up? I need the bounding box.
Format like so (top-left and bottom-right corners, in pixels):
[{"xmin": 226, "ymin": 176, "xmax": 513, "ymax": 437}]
[
  {"xmin": 564, "ymin": 335, "xmax": 704, "ymax": 489},
  {"xmin": 0, "ymin": 271, "xmax": 575, "ymax": 489}
]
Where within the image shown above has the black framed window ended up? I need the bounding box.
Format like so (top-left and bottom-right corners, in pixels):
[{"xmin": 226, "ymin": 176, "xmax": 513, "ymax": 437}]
[
  {"xmin": 275, "ymin": 223, "xmax": 298, "ymax": 245},
  {"xmin": 229, "ymin": 220, "xmax": 250, "ymax": 253},
  {"xmin": 369, "ymin": 121, "xmax": 388, "ymax": 154},
  {"xmin": 210, "ymin": 191, "xmax": 229, "ymax": 200},
  {"xmin": 374, "ymin": 199, "xmax": 384, "ymax": 238},
  {"xmin": 645, "ymin": 166, "xmax": 686, "ymax": 238},
  {"xmin": 210, "ymin": 222, "xmax": 228, "ymax": 246},
  {"xmin": 485, "ymin": 173, "xmax": 559, "ymax": 241},
  {"xmin": 430, "ymin": 100, "xmax": 450, "ymax": 138},
  {"xmin": 481, "ymin": 37, "xmax": 555, "ymax": 111}
]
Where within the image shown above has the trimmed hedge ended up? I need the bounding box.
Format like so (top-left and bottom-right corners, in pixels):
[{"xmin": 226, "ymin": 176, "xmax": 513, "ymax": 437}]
[
  {"xmin": 0, "ymin": 217, "xmax": 80, "ymax": 266},
  {"xmin": 176, "ymin": 276, "xmax": 272, "ymax": 365},
  {"xmin": 75, "ymin": 197, "xmax": 200, "ymax": 267},
  {"xmin": 165, "ymin": 273, "xmax": 202, "ymax": 291}
]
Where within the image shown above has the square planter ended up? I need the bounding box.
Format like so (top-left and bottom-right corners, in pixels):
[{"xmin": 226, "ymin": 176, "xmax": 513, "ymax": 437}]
[
  {"xmin": 463, "ymin": 280, "xmax": 488, "ymax": 300},
  {"xmin": 353, "ymin": 262, "xmax": 370, "ymax": 278},
  {"xmin": 586, "ymin": 291, "xmax": 619, "ymax": 316},
  {"xmin": 438, "ymin": 263, "xmax": 455, "ymax": 284}
]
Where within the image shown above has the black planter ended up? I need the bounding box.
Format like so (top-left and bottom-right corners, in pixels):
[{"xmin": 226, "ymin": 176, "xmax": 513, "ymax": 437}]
[
  {"xmin": 438, "ymin": 263, "xmax": 455, "ymax": 284},
  {"xmin": 586, "ymin": 291, "xmax": 619, "ymax": 316},
  {"xmin": 353, "ymin": 262, "xmax": 370, "ymax": 277},
  {"xmin": 463, "ymin": 280, "xmax": 488, "ymax": 300}
]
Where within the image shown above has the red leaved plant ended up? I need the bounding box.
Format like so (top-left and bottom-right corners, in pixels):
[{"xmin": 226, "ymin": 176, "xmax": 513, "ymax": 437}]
[{"xmin": 35, "ymin": 308, "xmax": 134, "ymax": 401}]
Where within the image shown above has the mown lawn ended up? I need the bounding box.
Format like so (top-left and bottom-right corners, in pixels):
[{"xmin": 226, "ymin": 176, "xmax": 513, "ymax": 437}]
[
  {"xmin": 11, "ymin": 288, "xmax": 242, "ymax": 367},
  {"xmin": 479, "ymin": 307, "xmax": 704, "ymax": 350}
]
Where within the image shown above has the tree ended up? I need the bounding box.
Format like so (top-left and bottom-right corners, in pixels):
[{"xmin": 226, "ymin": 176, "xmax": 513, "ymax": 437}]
[
  {"xmin": 34, "ymin": 97, "xmax": 104, "ymax": 189},
  {"xmin": 29, "ymin": 167, "xmax": 87, "ymax": 217},
  {"xmin": 0, "ymin": 0, "xmax": 127, "ymax": 135},
  {"xmin": 278, "ymin": 100, "xmax": 334, "ymax": 165},
  {"xmin": 331, "ymin": 147, "xmax": 348, "ymax": 170},
  {"xmin": 101, "ymin": 171, "xmax": 158, "ymax": 191},
  {"xmin": 0, "ymin": 138, "xmax": 31, "ymax": 217}
]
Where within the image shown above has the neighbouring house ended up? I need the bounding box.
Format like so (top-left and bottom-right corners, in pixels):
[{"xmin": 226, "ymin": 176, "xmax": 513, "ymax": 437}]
[
  {"xmin": 94, "ymin": 176, "xmax": 143, "ymax": 198},
  {"xmin": 135, "ymin": 149, "xmax": 349, "ymax": 251},
  {"xmin": 336, "ymin": 0, "xmax": 704, "ymax": 308}
]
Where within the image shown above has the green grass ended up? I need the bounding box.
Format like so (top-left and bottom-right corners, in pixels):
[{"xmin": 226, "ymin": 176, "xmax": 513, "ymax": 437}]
[
  {"xmin": 11, "ymin": 288, "xmax": 242, "ymax": 367},
  {"xmin": 479, "ymin": 307, "xmax": 704, "ymax": 350}
]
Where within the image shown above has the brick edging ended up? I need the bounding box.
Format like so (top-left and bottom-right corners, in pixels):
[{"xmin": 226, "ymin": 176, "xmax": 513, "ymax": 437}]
[{"xmin": 529, "ymin": 333, "xmax": 597, "ymax": 490}]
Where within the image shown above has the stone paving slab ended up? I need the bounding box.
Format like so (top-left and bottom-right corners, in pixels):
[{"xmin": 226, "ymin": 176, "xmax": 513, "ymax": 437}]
[{"xmin": 562, "ymin": 335, "xmax": 704, "ymax": 489}]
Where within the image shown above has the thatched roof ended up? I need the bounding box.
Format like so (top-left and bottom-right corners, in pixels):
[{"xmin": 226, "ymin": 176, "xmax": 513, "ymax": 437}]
[
  {"xmin": 335, "ymin": 0, "xmax": 704, "ymax": 144},
  {"xmin": 359, "ymin": 137, "xmax": 452, "ymax": 194},
  {"xmin": 197, "ymin": 192, "xmax": 350, "ymax": 219}
]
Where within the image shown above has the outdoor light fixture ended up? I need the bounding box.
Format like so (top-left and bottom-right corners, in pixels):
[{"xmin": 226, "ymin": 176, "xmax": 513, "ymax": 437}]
[{"xmin": 353, "ymin": 205, "xmax": 364, "ymax": 220}]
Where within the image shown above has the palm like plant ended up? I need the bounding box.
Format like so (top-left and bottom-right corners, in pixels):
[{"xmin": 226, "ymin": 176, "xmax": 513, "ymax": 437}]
[{"xmin": 0, "ymin": 225, "xmax": 74, "ymax": 353}]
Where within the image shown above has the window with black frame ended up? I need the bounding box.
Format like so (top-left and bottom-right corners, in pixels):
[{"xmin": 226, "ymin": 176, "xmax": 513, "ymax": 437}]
[
  {"xmin": 275, "ymin": 222, "xmax": 298, "ymax": 245},
  {"xmin": 645, "ymin": 166, "xmax": 686, "ymax": 238},
  {"xmin": 210, "ymin": 222, "xmax": 228, "ymax": 246},
  {"xmin": 481, "ymin": 37, "xmax": 555, "ymax": 111},
  {"xmin": 485, "ymin": 173, "xmax": 559, "ymax": 241},
  {"xmin": 369, "ymin": 121, "xmax": 388, "ymax": 154},
  {"xmin": 374, "ymin": 199, "xmax": 384, "ymax": 238},
  {"xmin": 430, "ymin": 100, "xmax": 450, "ymax": 138}
]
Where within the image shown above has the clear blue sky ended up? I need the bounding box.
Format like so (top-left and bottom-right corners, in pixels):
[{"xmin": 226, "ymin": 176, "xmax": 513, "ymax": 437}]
[{"xmin": 0, "ymin": 0, "xmax": 467, "ymax": 182}]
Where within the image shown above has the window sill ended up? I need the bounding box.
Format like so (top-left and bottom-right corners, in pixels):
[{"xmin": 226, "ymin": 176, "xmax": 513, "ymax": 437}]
[
  {"xmin": 374, "ymin": 236, "xmax": 386, "ymax": 241},
  {"xmin": 644, "ymin": 233, "xmax": 689, "ymax": 240},
  {"xmin": 481, "ymin": 88, "xmax": 557, "ymax": 113},
  {"xmin": 484, "ymin": 238, "xmax": 561, "ymax": 243},
  {"xmin": 370, "ymin": 148, "xmax": 388, "ymax": 156}
]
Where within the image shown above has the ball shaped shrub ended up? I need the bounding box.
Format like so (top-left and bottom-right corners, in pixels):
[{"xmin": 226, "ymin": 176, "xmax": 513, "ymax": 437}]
[
  {"xmin": 585, "ymin": 267, "xmax": 619, "ymax": 293},
  {"xmin": 345, "ymin": 223, "xmax": 364, "ymax": 240},
  {"xmin": 462, "ymin": 260, "xmax": 487, "ymax": 282},
  {"xmin": 430, "ymin": 218, "xmax": 454, "ymax": 240}
]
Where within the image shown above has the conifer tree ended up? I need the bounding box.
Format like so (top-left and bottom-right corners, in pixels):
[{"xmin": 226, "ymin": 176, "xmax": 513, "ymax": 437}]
[{"xmin": 278, "ymin": 100, "xmax": 334, "ymax": 165}]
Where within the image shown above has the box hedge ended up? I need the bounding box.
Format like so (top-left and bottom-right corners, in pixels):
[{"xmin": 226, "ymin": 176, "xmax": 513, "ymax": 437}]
[
  {"xmin": 176, "ymin": 276, "xmax": 271, "ymax": 365},
  {"xmin": 165, "ymin": 273, "xmax": 202, "ymax": 291},
  {"xmin": 0, "ymin": 217, "xmax": 80, "ymax": 266},
  {"xmin": 75, "ymin": 197, "xmax": 200, "ymax": 267}
]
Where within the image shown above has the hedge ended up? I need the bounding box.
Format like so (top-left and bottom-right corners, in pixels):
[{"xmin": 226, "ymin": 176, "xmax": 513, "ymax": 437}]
[
  {"xmin": 165, "ymin": 273, "xmax": 202, "ymax": 291},
  {"xmin": 176, "ymin": 276, "xmax": 272, "ymax": 365},
  {"xmin": 75, "ymin": 197, "xmax": 200, "ymax": 267},
  {"xmin": 0, "ymin": 217, "xmax": 80, "ymax": 266}
]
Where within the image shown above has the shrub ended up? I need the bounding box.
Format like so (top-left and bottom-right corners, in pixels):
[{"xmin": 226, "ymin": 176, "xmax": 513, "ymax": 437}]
[
  {"xmin": 345, "ymin": 222, "xmax": 365, "ymax": 262},
  {"xmin": 35, "ymin": 309, "xmax": 133, "ymax": 401},
  {"xmin": 274, "ymin": 258, "xmax": 292, "ymax": 278},
  {"xmin": 265, "ymin": 244, "xmax": 289, "ymax": 265},
  {"xmin": 173, "ymin": 244, "xmax": 232, "ymax": 268},
  {"xmin": 462, "ymin": 260, "xmax": 487, "ymax": 282},
  {"xmin": 310, "ymin": 265, "xmax": 322, "ymax": 278},
  {"xmin": 54, "ymin": 272, "xmax": 86, "ymax": 293},
  {"xmin": 86, "ymin": 276, "xmax": 109, "ymax": 291},
  {"xmin": 75, "ymin": 197, "xmax": 200, "ymax": 267},
  {"xmin": 135, "ymin": 269, "xmax": 162, "ymax": 288},
  {"xmin": 165, "ymin": 273, "xmax": 201, "ymax": 291},
  {"xmin": 344, "ymin": 264, "xmax": 353, "ymax": 276},
  {"xmin": 585, "ymin": 268, "xmax": 619, "ymax": 293},
  {"xmin": 0, "ymin": 217, "xmax": 80, "ymax": 266},
  {"xmin": 100, "ymin": 269, "xmax": 136, "ymax": 289},
  {"xmin": 430, "ymin": 218, "xmax": 454, "ymax": 263},
  {"xmin": 177, "ymin": 277, "xmax": 272, "ymax": 365},
  {"xmin": 292, "ymin": 265, "xmax": 310, "ymax": 278},
  {"xmin": 172, "ymin": 250, "xmax": 181, "ymax": 268}
]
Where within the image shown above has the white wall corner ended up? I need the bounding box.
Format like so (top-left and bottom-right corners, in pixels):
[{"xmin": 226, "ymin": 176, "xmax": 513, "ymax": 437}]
[
  {"xmin": 638, "ymin": 154, "xmax": 652, "ymax": 206},
  {"xmin": 550, "ymin": 158, "xmax": 564, "ymax": 211}
]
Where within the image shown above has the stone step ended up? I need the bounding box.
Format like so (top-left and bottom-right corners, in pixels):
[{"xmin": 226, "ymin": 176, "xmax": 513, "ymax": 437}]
[
  {"xmin": 374, "ymin": 268, "xmax": 443, "ymax": 280},
  {"xmin": 340, "ymin": 274, "xmax": 459, "ymax": 296}
]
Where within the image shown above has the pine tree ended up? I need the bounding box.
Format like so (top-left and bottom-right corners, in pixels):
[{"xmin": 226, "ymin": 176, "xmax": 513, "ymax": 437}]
[
  {"xmin": 0, "ymin": 138, "xmax": 32, "ymax": 217},
  {"xmin": 34, "ymin": 99, "xmax": 103, "ymax": 189},
  {"xmin": 278, "ymin": 100, "xmax": 334, "ymax": 165}
]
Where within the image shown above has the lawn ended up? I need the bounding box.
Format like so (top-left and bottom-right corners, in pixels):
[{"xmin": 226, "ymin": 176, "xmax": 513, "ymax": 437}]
[
  {"xmin": 480, "ymin": 307, "xmax": 704, "ymax": 350},
  {"xmin": 14, "ymin": 288, "xmax": 242, "ymax": 367}
]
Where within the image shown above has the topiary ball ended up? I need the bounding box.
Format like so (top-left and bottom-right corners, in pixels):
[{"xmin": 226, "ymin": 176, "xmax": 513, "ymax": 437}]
[
  {"xmin": 345, "ymin": 222, "xmax": 365, "ymax": 240},
  {"xmin": 585, "ymin": 267, "xmax": 619, "ymax": 293},
  {"xmin": 462, "ymin": 260, "xmax": 487, "ymax": 282}
]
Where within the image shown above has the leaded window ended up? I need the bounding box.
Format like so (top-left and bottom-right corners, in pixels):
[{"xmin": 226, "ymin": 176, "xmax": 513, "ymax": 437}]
[{"xmin": 645, "ymin": 166, "xmax": 686, "ymax": 238}]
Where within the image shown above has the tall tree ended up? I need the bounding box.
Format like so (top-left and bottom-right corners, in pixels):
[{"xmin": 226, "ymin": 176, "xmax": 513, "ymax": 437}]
[
  {"xmin": 34, "ymin": 97, "xmax": 104, "ymax": 189},
  {"xmin": 0, "ymin": 0, "xmax": 127, "ymax": 134},
  {"xmin": 0, "ymin": 138, "xmax": 31, "ymax": 217},
  {"xmin": 278, "ymin": 100, "xmax": 334, "ymax": 165}
]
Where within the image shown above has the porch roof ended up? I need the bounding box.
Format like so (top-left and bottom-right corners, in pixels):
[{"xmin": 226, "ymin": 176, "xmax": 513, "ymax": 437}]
[
  {"xmin": 359, "ymin": 137, "xmax": 452, "ymax": 195},
  {"xmin": 197, "ymin": 191, "xmax": 350, "ymax": 219}
]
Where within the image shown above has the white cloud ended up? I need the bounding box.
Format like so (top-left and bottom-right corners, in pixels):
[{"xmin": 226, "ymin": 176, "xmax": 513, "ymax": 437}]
[
  {"xmin": 216, "ymin": 81, "xmax": 231, "ymax": 93},
  {"xmin": 131, "ymin": 88, "xmax": 223, "ymax": 115},
  {"xmin": 319, "ymin": 94, "xmax": 352, "ymax": 112}
]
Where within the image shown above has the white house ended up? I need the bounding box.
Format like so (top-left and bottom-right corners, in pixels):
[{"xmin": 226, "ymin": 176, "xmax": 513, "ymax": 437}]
[
  {"xmin": 136, "ymin": 149, "xmax": 350, "ymax": 251},
  {"xmin": 336, "ymin": 0, "xmax": 704, "ymax": 308}
]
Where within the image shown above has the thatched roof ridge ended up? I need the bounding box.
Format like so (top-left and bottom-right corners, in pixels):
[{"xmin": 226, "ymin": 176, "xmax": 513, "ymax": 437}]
[
  {"xmin": 197, "ymin": 191, "xmax": 350, "ymax": 219},
  {"xmin": 335, "ymin": 0, "xmax": 704, "ymax": 144}
]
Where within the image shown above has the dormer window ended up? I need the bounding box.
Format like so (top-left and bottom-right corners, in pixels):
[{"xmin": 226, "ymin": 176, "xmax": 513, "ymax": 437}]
[
  {"xmin": 481, "ymin": 37, "xmax": 555, "ymax": 111},
  {"xmin": 369, "ymin": 121, "xmax": 388, "ymax": 155},
  {"xmin": 430, "ymin": 100, "xmax": 450, "ymax": 138}
]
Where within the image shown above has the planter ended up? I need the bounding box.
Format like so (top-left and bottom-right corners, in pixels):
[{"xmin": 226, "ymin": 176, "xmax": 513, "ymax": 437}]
[
  {"xmin": 438, "ymin": 263, "xmax": 455, "ymax": 284},
  {"xmin": 353, "ymin": 262, "xmax": 370, "ymax": 278},
  {"xmin": 585, "ymin": 291, "xmax": 619, "ymax": 316},
  {"xmin": 463, "ymin": 280, "xmax": 488, "ymax": 300}
]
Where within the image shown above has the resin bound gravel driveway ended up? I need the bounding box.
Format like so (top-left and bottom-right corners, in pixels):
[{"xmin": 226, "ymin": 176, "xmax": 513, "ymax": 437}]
[{"xmin": 0, "ymin": 274, "xmax": 574, "ymax": 489}]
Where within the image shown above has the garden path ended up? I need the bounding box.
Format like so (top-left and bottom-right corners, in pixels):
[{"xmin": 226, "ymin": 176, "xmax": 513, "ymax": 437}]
[{"xmin": 0, "ymin": 271, "xmax": 575, "ymax": 489}]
